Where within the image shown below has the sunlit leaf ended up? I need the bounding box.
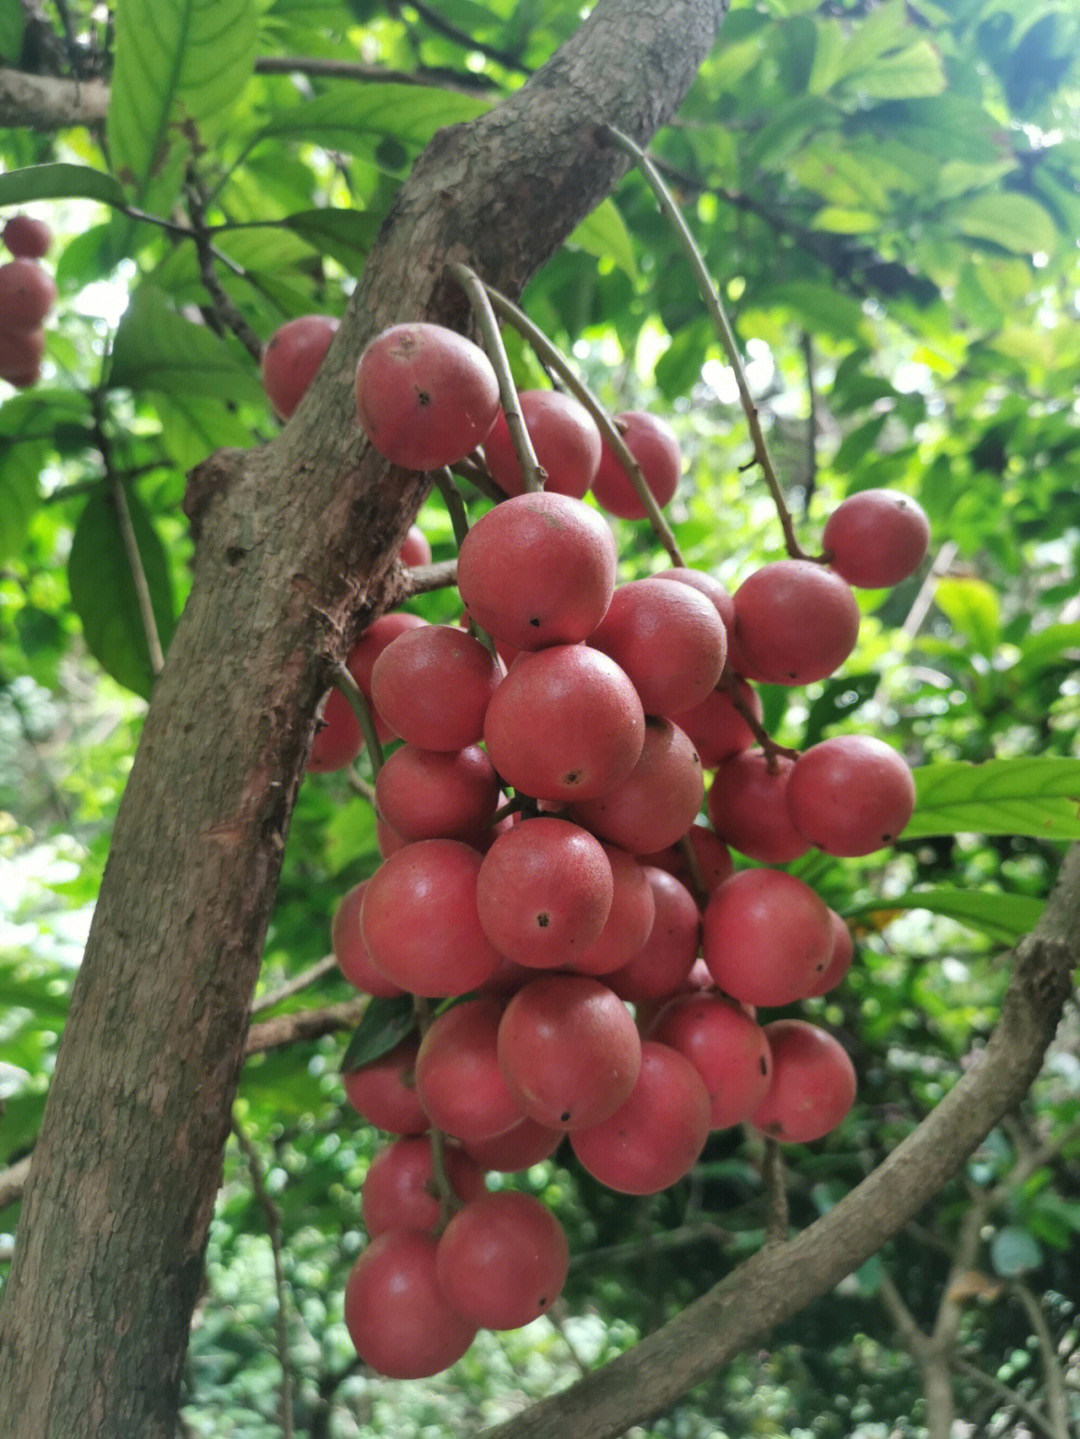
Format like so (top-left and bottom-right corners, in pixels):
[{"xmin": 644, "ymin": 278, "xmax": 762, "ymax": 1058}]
[{"xmin": 906, "ymin": 759, "xmax": 1080, "ymax": 840}]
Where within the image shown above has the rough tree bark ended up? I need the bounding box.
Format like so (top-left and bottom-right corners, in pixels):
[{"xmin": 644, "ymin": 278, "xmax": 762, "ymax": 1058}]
[{"xmin": 0, "ymin": 4, "xmax": 727, "ymax": 1436}]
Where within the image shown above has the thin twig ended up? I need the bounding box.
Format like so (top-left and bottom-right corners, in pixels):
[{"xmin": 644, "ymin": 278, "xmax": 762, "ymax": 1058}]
[
  {"xmin": 405, "ymin": 0, "xmax": 532, "ymax": 76},
  {"xmin": 432, "ymin": 466, "xmax": 473, "ymax": 548},
  {"xmin": 399, "ymin": 556, "xmax": 459, "ymax": 598},
  {"xmin": 446, "ymin": 262, "xmax": 545, "ymax": 494},
  {"xmin": 451, "ymin": 454, "xmax": 505, "ymax": 503},
  {"xmin": 411, "ymin": 997, "xmax": 460, "ymax": 1231},
  {"xmin": 602, "ymin": 126, "xmax": 808, "ymax": 561},
  {"xmin": 253, "ymin": 55, "xmax": 481, "ymax": 89},
  {"xmin": 245, "ymin": 998, "xmax": 366, "ymax": 1055},
  {"xmin": 1011, "ymin": 1281, "xmax": 1071, "ymax": 1439},
  {"xmin": 950, "ymin": 1355, "xmax": 1058, "ymax": 1439},
  {"xmin": 252, "ymin": 955, "xmax": 340, "ymax": 1015},
  {"xmin": 232, "ymin": 1119, "xmax": 295, "ymax": 1439},
  {"xmin": 800, "ymin": 331, "xmax": 818, "ymax": 515},
  {"xmin": 762, "ymin": 1139, "xmax": 789, "ymax": 1245},
  {"xmin": 546, "ymin": 1301, "xmax": 589, "ymax": 1376},
  {"xmin": 483, "ymin": 284, "xmax": 685, "ymax": 565},
  {"xmin": 568, "ymin": 1223, "xmax": 732, "ymax": 1271},
  {"xmin": 346, "ymin": 765, "xmax": 378, "ymax": 806},
  {"xmin": 332, "ymin": 664, "xmax": 384, "ymax": 775},
  {"xmin": 184, "ymin": 178, "xmax": 263, "ymax": 362}
]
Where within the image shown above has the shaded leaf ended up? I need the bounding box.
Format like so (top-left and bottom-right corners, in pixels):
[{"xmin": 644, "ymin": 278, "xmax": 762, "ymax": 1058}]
[
  {"xmin": 280, "ymin": 209, "xmax": 382, "ymax": 274},
  {"xmin": 256, "ymin": 82, "xmax": 490, "ymax": 155},
  {"xmin": 0, "ymin": 440, "xmax": 44, "ymax": 562},
  {"xmin": 0, "ymin": 163, "xmax": 126, "ymax": 209},
  {"xmin": 110, "ymin": 286, "xmax": 264, "ymax": 403},
  {"xmin": 68, "ymin": 488, "xmax": 176, "ymax": 698},
  {"xmin": 846, "ymin": 887, "xmax": 1043, "ymax": 943},
  {"xmin": 952, "ymin": 193, "xmax": 1059, "ymax": 256},
  {"xmin": 990, "ymin": 1226, "xmax": 1042, "ymax": 1277},
  {"xmin": 566, "ymin": 198, "xmax": 638, "ymax": 281},
  {"xmin": 341, "ymin": 994, "xmax": 416, "ymax": 1073}
]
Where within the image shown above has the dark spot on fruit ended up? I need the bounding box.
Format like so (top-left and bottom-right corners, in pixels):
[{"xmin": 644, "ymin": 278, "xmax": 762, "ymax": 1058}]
[
  {"xmin": 536, "ymin": 912, "xmax": 550, "ymax": 928},
  {"xmin": 416, "ymin": 388, "xmax": 431, "ymax": 407},
  {"xmin": 759, "ymin": 1057, "xmax": 768, "ymax": 1075},
  {"xmin": 529, "ymin": 616, "xmax": 541, "ymax": 627},
  {"xmin": 767, "ymin": 1121, "xmax": 783, "ymax": 1135},
  {"xmin": 538, "ymin": 1295, "xmax": 547, "ymax": 1307},
  {"xmin": 560, "ymin": 1110, "xmax": 571, "ymax": 1122},
  {"xmin": 815, "ymin": 961, "xmax": 825, "ymax": 971},
  {"xmin": 564, "ymin": 770, "xmax": 582, "ymax": 785},
  {"xmin": 787, "ymin": 671, "xmax": 798, "ymax": 680},
  {"xmin": 882, "ymin": 832, "xmax": 892, "ymax": 841}
]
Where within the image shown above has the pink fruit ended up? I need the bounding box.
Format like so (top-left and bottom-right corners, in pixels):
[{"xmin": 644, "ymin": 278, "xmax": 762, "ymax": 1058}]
[
  {"xmin": 260, "ymin": 314, "xmax": 338, "ymax": 419},
  {"xmin": 591, "ymin": 411, "xmax": 681, "ymax": 519},
  {"xmin": 750, "ymin": 1020, "xmax": 857, "ymax": 1143}
]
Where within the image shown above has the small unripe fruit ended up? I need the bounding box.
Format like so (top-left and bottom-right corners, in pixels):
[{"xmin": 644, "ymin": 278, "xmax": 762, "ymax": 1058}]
[
  {"xmin": 259, "ymin": 314, "xmax": 338, "ymax": 419},
  {"xmin": 356, "ymin": 321, "xmax": 500, "ymax": 470},
  {"xmin": 591, "ymin": 411, "xmax": 681, "ymax": 519}
]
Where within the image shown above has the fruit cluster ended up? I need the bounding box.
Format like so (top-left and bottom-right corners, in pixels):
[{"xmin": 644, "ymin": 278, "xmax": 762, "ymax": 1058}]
[
  {"xmin": 281, "ymin": 316, "xmax": 928, "ymax": 1380},
  {"xmin": 0, "ymin": 215, "xmax": 56, "ymax": 390}
]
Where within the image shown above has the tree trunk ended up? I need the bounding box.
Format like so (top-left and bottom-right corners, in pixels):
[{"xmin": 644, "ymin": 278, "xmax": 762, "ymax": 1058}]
[{"xmin": 0, "ymin": 5, "xmax": 727, "ymax": 1436}]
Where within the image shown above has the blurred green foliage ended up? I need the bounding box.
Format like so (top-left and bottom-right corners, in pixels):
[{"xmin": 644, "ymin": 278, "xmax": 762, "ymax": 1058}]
[{"xmin": 1, "ymin": 0, "xmax": 1079, "ymax": 1434}]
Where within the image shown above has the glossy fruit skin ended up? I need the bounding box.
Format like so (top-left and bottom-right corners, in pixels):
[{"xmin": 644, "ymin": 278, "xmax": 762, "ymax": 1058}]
[
  {"xmin": 457, "ymin": 492, "xmax": 617, "ymax": 652},
  {"xmin": 3, "ymin": 215, "xmax": 52, "ymax": 259},
  {"xmin": 414, "ymin": 997, "xmax": 523, "ymax": 1143},
  {"xmin": 569, "ymin": 1041, "xmax": 711, "ymax": 1194},
  {"xmin": 360, "ymin": 839, "xmax": 503, "ymax": 996},
  {"xmin": 342, "ymin": 1036, "xmax": 428, "ymax": 1135},
  {"xmin": 702, "ymin": 868, "xmax": 834, "ymax": 1007},
  {"xmin": 483, "ymin": 389, "xmax": 602, "ymax": 498},
  {"xmin": 355, "ymin": 321, "xmax": 500, "ymax": 470},
  {"xmin": 823, "ymin": 488, "xmax": 930, "ymax": 588},
  {"xmin": 591, "ymin": 411, "xmax": 681, "ymax": 519},
  {"xmin": 0, "ymin": 259, "xmax": 57, "ymax": 329},
  {"xmin": 497, "ymin": 974, "xmax": 641, "ymax": 1130},
  {"xmin": 805, "ymin": 910, "xmax": 854, "ymax": 997},
  {"xmin": 331, "ymin": 882, "xmax": 405, "ymax": 998},
  {"xmin": 484, "ymin": 645, "xmax": 645, "ymax": 802},
  {"xmin": 436, "ymin": 1191, "xmax": 570, "ymax": 1329},
  {"xmin": 260, "ymin": 314, "xmax": 338, "ymax": 419},
  {"xmin": 568, "ymin": 717, "xmax": 704, "ymax": 854},
  {"xmin": 375, "ymin": 743, "xmax": 499, "ymax": 845},
  {"xmin": 344, "ymin": 1232, "xmax": 476, "ymax": 1378},
  {"xmin": 785, "ymin": 735, "xmax": 916, "ymax": 856},
  {"xmin": 361, "ymin": 1136, "xmax": 487, "ymax": 1238},
  {"xmin": 587, "ymin": 578, "xmax": 727, "ymax": 717},
  {"xmin": 477, "ymin": 817, "xmax": 613, "ymax": 968},
  {"xmin": 649, "ymin": 992, "xmax": 773, "ymax": 1130},
  {"xmin": 462, "ymin": 1115, "xmax": 563, "ymax": 1172},
  {"xmin": 707, "ymin": 750, "xmax": 810, "ymax": 864},
  {"xmin": 749, "ymin": 1020, "xmax": 857, "ymax": 1143},
  {"xmin": 370, "ymin": 625, "xmax": 501, "ymax": 752},
  {"xmin": 607, "ymin": 868, "xmax": 700, "ymax": 1003},
  {"xmin": 731, "ymin": 561, "xmax": 860, "ymax": 685}
]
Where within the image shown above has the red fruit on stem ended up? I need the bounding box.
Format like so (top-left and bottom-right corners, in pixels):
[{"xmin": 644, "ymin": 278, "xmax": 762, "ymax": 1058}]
[
  {"xmin": 591, "ymin": 411, "xmax": 681, "ymax": 520},
  {"xmin": 260, "ymin": 314, "xmax": 338, "ymax": 419},
  {"xmin": 3, "ymin": 215, "xmax": 52, "ymax": 259},
  {"xmin": 344, "ymin": 1232, "xmax": 476, "ymax": 1378},
  {"xmin": 569, "ymin": 1041, "xmax": 711, "ymax": 1194},
  {"xmin": 732, "ymin": 561, "xmax": 860, "ymax": 685},
  {"xmin": 0, "ymin": 259, "xmax": 56, "ymax": 329},
  {"xmin": 588, "ymin": 578, "xmax": 727, "ymax": 717},
  {"xmin": 483, "ymin": 389, "xmax": 602, "ymax": 498},
  {"xmin": 823, "ymin": 488, "xmax": 930, "ymax": 589},
  {"xmin": 702, "ymin": 868, "xmax": 834, "ymax": 1007},
  {"xmin": 342, "ymin": 1036, "xmax": 428, "ymax": 1135},
  {"xmin": 607, "ymin": 868, "xmax": 700, "ymax": 1004},
  {"xmin": 573, "ymin": 843, "xmax": 657, "ymax": 976},
  {"xmin": 649, "ymin": 992, "xmax": 773, "ymax": 1130},
  {"xmin": 567, "ymin": 716, "xmax": 704, "ymax": 854},
  {"xmin": 484, "ymin": 645, "xmax": 645, "ymax": 802},
  {"xmin": 370, "ymin": 625, "xmax": 501, "ymax": 751},
  {"xmin": 331, "ymin": 882, "xmax": 405, "ymax": 998},
  {"xmin": 0, "ymin": 326, "xmax": 45, "ymax": 380},
  {"xmin": 375, "ymin": 743, "xmax": 499, "ymax": 845},
  {"xmin": 463, "ymin": 1115, "xmax": 563, "ymax": 1172},
  {"xmin": 414, "ymin": 997, "xmax": 523, "ymax": 1143},
  {"xmin": 639, "ymin": 822, "xmax": 733, "ymax": 900},
  {"xmin": 805, "ymin": 910, "xmax": 855, "ymax": 997},
  {"xmin": 399, "ymin": 523, "xmax": 432, "ymax": 567},
  {"xmin": 361, "ymin": 840, "xmax": 503, "ymax": 996},
  {"xmin": 457, "ymin": 491, "xmax": 617, "ymax": 652},
  {"xmin": 786, "ymin": 734, "xmax": 916, "ymax": 856},
  {"xmin": 436, "ymin": 1191, "xmax": 570, "ymax": 1330},
  {"xmin": 497, "ymin": 974, "xmax": 641, "ymax": 1130},
  {"xmin": 355, "ymin": 321, "xmax": 500, "ymax": 470},
  {"xmin": 647, "ymin": 567, "xmax": 734, "ymax": 633},
  {"xmin": 676, "ymin": 677, "xmax": 762, "ymax": 769},
  {"xmin": 750, "ymin": 1019, "xmax": 857, "ymax": 1143},
  {"xmin": 707, "ymin": 750, "xmax": 810, "ymax": 864},
  {"xmin": 361, "ymin": 1136, "xmax": 486, "ymax": 1238}
]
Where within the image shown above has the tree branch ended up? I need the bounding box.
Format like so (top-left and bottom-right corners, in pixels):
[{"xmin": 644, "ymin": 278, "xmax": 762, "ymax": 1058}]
[{"xmin": 479, "ymin": 844, "xmax": 1080, "ymax": 1439}]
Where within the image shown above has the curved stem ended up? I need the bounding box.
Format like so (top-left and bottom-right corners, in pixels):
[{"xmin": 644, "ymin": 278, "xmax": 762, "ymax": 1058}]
[
  {"xmin": 602, "ymin": 126, "xmax": 809, "ymax": 561},
  {"xmin": 332, "ymin": 664, "xmax": 384, "ymax": 775}
]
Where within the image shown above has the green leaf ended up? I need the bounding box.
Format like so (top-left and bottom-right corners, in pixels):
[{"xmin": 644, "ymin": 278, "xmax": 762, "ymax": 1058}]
[
  {"xmin": 0, "ymin": 163, "xmax": 126, "ymax": 210},
  {"xmin": 107, "ymin": 0, "xmax": 258, "ymax": 203},
  {"xmin": 0, "ymin": 0, "xmax": 24, "ymax": 62},
  {"xmin": 340, "ymin": 995, "xmax": 416, "ymax": 1073},
  {"xmin": 811, "ymin": 207, "xmax": 879, "ymax": 234},
  {"xmin": 934, "ymin": 575, "xmax": 1000, "ymax": 656},
  {"xmin": 845, "ymin": 887, "xmax": 1043, "ymax": 943},
  {"xmin": 952, "ymin": 193, "xmax": 1059, "ymax": 256},
  {"xmin": 990, "ymin": 1226, "xmax": 1042, "ymax": 1277},
  {"xmin": 566, "ymin": 197, "xmax": 638, "ymax": 281},
  {"xmin": 842, "ymin": 39, "xmax": 946, "ymax": 99},
  {"xmin": 906, "ymin": 759, "xmax": 1080, "ymax": 841},
  {"xmin": 0, "ymin": 440, "xmax": 44, "ymax": 561},
  {"xmin": 110, "ymin": 286, "xmax": 264, "ymax": 403},
  {"xmin": 256, "ymin": 81, "xmax": 490, "ymax": 155},
  {"xmin": 68, "ymin": 488, "xmax": 177, "ymax": 698},
  {"xmin": 280, "ymin": 209, "xmax": 382, "ymax": 274}
]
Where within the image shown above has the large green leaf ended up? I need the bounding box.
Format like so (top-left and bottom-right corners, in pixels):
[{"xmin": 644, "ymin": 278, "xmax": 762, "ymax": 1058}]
[
  {"xmin": 906, "ymin": 759, "xmax": 1080, "ymax": 840},
  {"xmin": 952, "ymin": 193, "xmax": 1059, "ymax": 256},
  {"xmin": 110, "ymin": 286, "xmax": 264, "ymax": 403},
  {"xmin": 107, "ymin": 0, "xmax": 258, "ymax": 203},
  {"xmin": 842, "ymin": 40, "xmax": 946, "ymax": 99},
  {"xmin": 566, "ymin": 198, "xmax": 638, "ymax": 281},
  {"xmin": 68, "ymin": 488, "xmax": 177, "ymax": 698},
  {"xmin": 845, "ymin": 887, "xmax": 1043, "ymax": 943},
  {"xmin": 0, "ymin": 163, "xmax": 126, "ymax": 209},
  {"xmin": 0, "ymin": 439, "xmax": 44, "ymax": 562},
  {"xmin": 0, "ymin": 0, "xmax": 23, "ymax": 62},
  {"xmin": 255, "ymin": 81, "xmax": 490, "ymax": 155},
  {"xmin": 281, "ymin": 209, "xmax": 383, "ymax": 275}
]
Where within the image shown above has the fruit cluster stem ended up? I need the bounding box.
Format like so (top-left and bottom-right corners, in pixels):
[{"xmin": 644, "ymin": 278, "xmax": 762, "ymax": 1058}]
[
  {"xmin": 332, "ymin": 664, "xmax": 384, "ymax": 775},
  {"xmin": 447, "ymin": 261, "xmax": 546, "ymax": 494},
  {"xmin": 717, "ymin": 669, "xmax": 798, "ymax": 771},
  {"xmin": 412, "ymin": 996, "xmax": 463, "ymax": 1231},
  {"xmin": 602, "ymin": 126, "xmax": 810, "ymax": 563},
  {"xmin": 482, "ymin": 283, "xmax": 686, "ymax": 566}
]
